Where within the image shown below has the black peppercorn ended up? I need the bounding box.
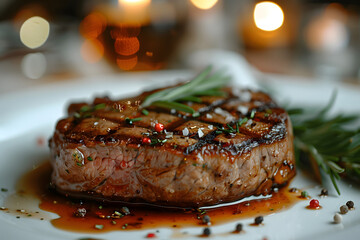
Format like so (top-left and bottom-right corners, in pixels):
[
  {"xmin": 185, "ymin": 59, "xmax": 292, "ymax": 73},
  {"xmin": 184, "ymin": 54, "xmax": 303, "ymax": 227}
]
[
  {"xmin": 203, "ymin": 227, "xmax": 211, "ymax": 236},
  {"xmin": 235, "ymin": 223, "xmax": 243, "ymax": 232},
  {"xmin": 320, "ymin": 188, "xmax": 328, "ymax": 196},
  {"xmin": 340, "ymin": 205, "xmax": 349, "ymax": 214},
  {"xmin": 202, "ymin": 215, "xmax": 211, "ymax": 224},
  {"xmin": 346, "ymin": 201, "xmax": 354, "ymax": 209},
  {"xmin": 254, "ymin": 216, "xmax": 264, "ymax": 225}
]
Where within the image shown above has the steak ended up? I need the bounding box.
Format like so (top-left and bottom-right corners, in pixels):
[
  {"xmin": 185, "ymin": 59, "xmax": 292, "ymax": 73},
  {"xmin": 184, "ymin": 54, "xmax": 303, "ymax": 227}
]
[{"xmin": 49, "ymin": 86, "xmax": 295, "ymax": 207}]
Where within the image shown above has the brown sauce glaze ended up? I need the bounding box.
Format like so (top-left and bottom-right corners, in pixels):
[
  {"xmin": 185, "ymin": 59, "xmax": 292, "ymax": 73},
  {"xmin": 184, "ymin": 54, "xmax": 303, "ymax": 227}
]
[{"xmin": 5, "ymin": 161, "xmax": 304, "ymax": 233}]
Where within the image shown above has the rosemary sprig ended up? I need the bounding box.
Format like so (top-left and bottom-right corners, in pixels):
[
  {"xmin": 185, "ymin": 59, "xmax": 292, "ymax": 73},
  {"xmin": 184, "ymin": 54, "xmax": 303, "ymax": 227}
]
[
  {"xmin": 151, "ymin": 101, "xmax": 196, "ymax": 114},
  {"xmin": 289, "ymin": 92, "xmax": 360, "ymax": 194},
  {"xmin": 140, "ymin": 66, "xmax": 231, "ymax": 114},
  {"xmin": 74, "ymin": 103, "xmax": 106, "ymax": 119}
]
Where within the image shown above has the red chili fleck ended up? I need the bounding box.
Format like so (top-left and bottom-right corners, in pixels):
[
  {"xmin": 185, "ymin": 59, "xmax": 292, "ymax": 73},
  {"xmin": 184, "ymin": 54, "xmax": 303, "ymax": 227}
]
[
  {"xmin": 222, "ymin": 142, "xmax": 231, "ymax": 147},
  {"xmin": 142, "ymin": 137, "xmax": 151, "ymax": 144},
  {"xmin": 120, "ymin": 160, "xmax": 128, "ymax": 169},
  {"xmin": 37, "ymin": 137, "xmax": 45, "ymax": 146},
  {"xmin": 95, "ymin": 211, "xmax": 103, "ymax": 216},
  {"xmin": 146, "ymin": 233, "xmax": 156, "ymax": 238},
  {"xmin": 309, "ymin": 199, "xmax": 320, "ymax": 208},
  {"xmin": 154, "ymin": 123, "xmax": 164, "ymax": 132}
]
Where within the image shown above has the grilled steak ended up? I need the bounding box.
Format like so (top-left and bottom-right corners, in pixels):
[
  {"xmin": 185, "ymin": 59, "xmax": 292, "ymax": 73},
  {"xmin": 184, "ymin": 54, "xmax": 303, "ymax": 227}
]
[{"xmin": 49, "ymin": 86, "xmax": 295, "ymax": 207}]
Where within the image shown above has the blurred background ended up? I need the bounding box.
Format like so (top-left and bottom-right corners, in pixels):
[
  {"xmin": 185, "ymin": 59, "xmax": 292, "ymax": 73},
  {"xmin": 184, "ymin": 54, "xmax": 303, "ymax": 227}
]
[{"xmin": 0, "ymin": 0, "xmax": 360, "ymax": 94}]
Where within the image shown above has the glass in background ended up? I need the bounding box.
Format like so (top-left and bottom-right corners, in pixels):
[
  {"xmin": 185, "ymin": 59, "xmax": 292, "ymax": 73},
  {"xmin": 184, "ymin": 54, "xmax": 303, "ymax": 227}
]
[
  {"xmin": 300, "ymin": 2, "xmax": 360, "ymax": 82},
  {"xmin": 235, "ymin": 0, "xmax": 360, "ymax": 83},
  {"xmin": 0, "ymin": 0, "xmax": 89, "ymax": 87},
  {"xmin": 80, "ymin": 0, "xmax": 188, "ymax": 71}
]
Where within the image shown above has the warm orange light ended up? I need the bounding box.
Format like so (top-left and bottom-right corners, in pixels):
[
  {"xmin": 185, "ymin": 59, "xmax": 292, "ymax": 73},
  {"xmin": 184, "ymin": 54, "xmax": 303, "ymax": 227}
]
[
  {"xmin": 118, "ymin": 0, "xmax": 151, "ymax": 7},
  {"xmin": 110, "ymin": 24, "xmax": 141, "ymax": 38},
  {"xmin": 80, "ymin": 12, "xmax": 107, "ymax": 39},
  {"xmin": 190, "ymin": 0, "xmax": 218, "ymax": 10},
  {"xmin": 116, "ymin": 56, "xmax": 138, "ymax": 70},
  {"xmin": 254, "ymin": 1, "xmax": 284, "ymax": 31},
  {"xmin": 117, "ymin": 0, "xmax": 151, "ymax": 23},
  {"xmin": 12, "ymin": 5, "xmax": 48, "ymax": 30},
  {"xmin": 305, "ymin": 3, "xmax": 348, "ymax": 52},
  {"xmin": 114, "ymin": 37, "xmax": 140, "ymax": 56},
  {"xmin": 81, "ymin": 39, "xmax": 104, "ymax": 63}
]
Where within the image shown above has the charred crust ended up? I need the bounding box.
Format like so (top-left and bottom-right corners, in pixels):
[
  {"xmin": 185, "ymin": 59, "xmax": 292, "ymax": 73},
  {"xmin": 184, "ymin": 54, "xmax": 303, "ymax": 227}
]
[
  {"xmin": 50, "ymin": 87, "xmax": 296, "ymax": 207},
  {"xmin": 56, "ymin": 89, "xmax": 289, "ymax": 158}
]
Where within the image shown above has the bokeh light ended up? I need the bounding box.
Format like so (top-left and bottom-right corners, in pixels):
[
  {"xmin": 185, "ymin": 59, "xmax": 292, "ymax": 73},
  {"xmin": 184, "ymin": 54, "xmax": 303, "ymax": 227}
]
[
  {"xmin": 21, "ymin": 53, "xmax": 47, "ymax": 79},
  {"xmin": 81, "ymin": 39, "xmax": 104, "ymax": 63},
  {"xmin": 80, "ymin": 12, "xmax": 107, "ymax": 39},
  {"xmin": 118, "ymin": 0, "xmax": 151, "ymax": 11},
  {"xmin": 114, "ymin": 37, "xmax": 140, "ymax": 56},
  {"xmin": 116, "ymin": 56, "xmax": 138, "ymax": 70},
  {"xmin": 118, "ymin": 0, "xmax": 151, "ymax": 6},
  {"xmin": 110, "ymin": 24, "xmax": 141, "ymax": 38},
  {"xmin": 20, "ymin": 16, "xmax": 50, "ymax": 49},
  {"xmin": 190, "ymin": 0, "xmax": 218, "ymax": 10},
  {"xmin": 254, "ymin": 1, "xmax": 284, "ymax": 31},
  {"xmin": 305, "ymin": 4, "xmax": 348, "ymax": 53}
]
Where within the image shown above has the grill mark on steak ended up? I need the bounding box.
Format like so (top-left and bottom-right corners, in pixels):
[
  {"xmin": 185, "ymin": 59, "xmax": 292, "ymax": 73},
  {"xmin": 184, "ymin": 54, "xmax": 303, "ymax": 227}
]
[
  {"xmin": 61, "ymin": 91, "xmax": 281, "ymax": 154},
  {"xmin": 49, "ymin": 87, "xmax": 296, "ymax": 207},
  {"xmin": 95, "ymin": 177, "xmax": 109, "ymax": 189},
  {"xmin": 184, "ymin": 131, "xmax": 218, "ymax": 155},
  {"xmin": 133, "ymin": 149, "xmax": 140, "ymax": 165}
]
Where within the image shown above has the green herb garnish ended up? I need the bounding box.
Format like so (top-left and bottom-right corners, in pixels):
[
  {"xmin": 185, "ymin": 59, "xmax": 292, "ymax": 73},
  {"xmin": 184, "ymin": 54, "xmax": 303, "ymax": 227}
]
[
  {"xmin": 289, "ymin": 92, "xmax": 360, "ymax": 195},
  {"xmin": 301, "ymin": 191, "xmax": 308, "ymax": 198},
  {"xmin": 125, "ymin": 117, "xmax": 142, "ymax": 125},
  {"xmin": 151, "ymin": 138, "xmax": 167, "ymax": 146},
  {"xmin": 141, "ymin": 109, "xmax": 149, "ymax": 116},
  {"xmin": 238, "ymin": 117, "xmax": 248, "ymax": 126},
  {"xmin": 94, "ymin": 224, "xmax": 104, "ymax": 230},
  {"xmin": 235, "ymin": 121, "xmax": 239, "ymax": 133},
  {"xmin": 140, "ymin": 66, "xmax": 231, "ymax": 114},
  {"xmin": 151, "ymin": 101, "xmax": 196, "ymax": 114},
  {"xmin": 79, "ymin": 105, "xmax": 91, "ymax": 112},
  {"xmin": 114, "ymin": 211, "xmax": 122, "ymax": 216},
  {"xmin": 250, "ymin": 109, "xmax": 256, "ymax": 119},
  {"xmin": 94, "ymin": 103, "xmax": 106, "ymax": 110},
  {"xmin": 177, "ymin": 96, "xmax": 202, "ymax": 103},
  {"xmin": 216, "ymin": 118, "xmax": 248, "ymax": 135},
  {"xmin": 75, "ymin": 103, "xmax": 107, "ymax": 119}
]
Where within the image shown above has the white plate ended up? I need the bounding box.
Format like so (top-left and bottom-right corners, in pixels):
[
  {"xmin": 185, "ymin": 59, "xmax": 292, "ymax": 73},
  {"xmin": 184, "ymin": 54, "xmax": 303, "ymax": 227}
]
[{"xmin": 1, "ymin": 71, "xmax": 360, "ymax": 240}]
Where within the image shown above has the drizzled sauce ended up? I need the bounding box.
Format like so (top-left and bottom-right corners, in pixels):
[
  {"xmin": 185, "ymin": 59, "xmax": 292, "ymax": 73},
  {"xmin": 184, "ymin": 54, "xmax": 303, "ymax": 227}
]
[{"xmin": 4, "ymin": 161, "xmax": 304, "ymax": 233}]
